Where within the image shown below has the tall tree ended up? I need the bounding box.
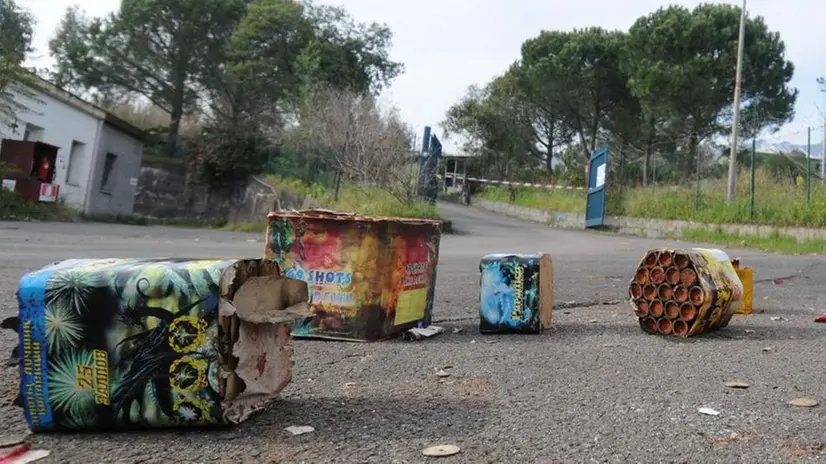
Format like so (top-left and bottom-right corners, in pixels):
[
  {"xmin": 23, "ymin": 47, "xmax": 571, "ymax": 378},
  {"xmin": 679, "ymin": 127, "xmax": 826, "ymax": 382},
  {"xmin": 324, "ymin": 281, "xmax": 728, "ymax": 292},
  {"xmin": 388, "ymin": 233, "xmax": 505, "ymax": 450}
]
[
  {"xmin": 518, "ymin": 27, "xmax": 631, "ymax": 180},
  {"xmin": 623, "ymin": 4, "xmax": 797, "ymax": 176},
  {"xmin": 442, "ymin": 74, "xmax": 537, "ymax": 179},
  {"xmin": 49, "ymin": 0, "xmax": 247, "ymax": 155},
  {"xmin": 0, "ymin": 0, "xmax": 38, "ymax": 130}
]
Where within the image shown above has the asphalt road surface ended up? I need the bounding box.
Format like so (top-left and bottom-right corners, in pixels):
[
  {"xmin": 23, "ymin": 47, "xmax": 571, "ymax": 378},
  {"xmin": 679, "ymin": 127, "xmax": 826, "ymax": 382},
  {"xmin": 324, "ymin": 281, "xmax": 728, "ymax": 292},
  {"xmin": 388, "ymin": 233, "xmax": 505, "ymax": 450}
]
[{"xmin": 1, "ymin": 203, "xmax": 825, "ymax": 463}]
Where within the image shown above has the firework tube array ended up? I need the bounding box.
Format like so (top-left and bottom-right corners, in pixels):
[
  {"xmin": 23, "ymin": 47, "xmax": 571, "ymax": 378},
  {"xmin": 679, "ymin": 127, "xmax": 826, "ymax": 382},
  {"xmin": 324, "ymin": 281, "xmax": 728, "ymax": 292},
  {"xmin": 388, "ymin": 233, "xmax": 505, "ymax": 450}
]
[{"xmin": 629, "ymin": 248, "xmax": 745, "ymax": 337}]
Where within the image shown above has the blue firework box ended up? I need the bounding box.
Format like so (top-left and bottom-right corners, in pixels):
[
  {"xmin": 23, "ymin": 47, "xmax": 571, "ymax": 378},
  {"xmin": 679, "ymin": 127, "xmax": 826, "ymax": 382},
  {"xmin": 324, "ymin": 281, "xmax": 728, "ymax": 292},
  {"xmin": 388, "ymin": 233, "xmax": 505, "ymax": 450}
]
[
  {"xmin": 479, "ymin": 253, "xmax": 554, "ymax": 334},
  {"xmin": 7, "ymin": 257, "xmax": 309, "ymax": 432}
]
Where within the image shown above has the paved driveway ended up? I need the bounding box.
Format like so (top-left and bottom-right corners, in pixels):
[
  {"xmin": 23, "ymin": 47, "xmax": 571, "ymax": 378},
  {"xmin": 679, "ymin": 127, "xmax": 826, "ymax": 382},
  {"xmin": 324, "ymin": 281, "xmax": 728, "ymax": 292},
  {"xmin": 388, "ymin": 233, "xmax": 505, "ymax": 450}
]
[{"xmin": 0, "ymin": 204, "xmax": 824, "ymax": 463}]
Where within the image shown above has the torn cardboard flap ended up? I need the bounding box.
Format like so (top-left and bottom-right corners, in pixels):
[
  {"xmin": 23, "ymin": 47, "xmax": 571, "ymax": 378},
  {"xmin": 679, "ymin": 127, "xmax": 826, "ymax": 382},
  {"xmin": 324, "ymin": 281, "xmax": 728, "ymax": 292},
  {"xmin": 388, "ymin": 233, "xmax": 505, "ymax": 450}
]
[{"xmin": 218, "ymin": 260, "xmax": 309, "ymax": 424}]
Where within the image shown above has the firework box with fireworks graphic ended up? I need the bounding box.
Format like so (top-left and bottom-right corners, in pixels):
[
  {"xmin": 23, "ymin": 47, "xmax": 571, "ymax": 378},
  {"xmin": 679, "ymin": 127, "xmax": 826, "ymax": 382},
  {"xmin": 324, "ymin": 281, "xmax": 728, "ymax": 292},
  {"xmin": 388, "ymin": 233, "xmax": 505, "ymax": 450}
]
[
  {"xmin": 7, "ymin": 257, "xmax": 311, "ymax": 432},
  {"xmin": 479, "ymin": 253, "xmax": 554, "ymax": 334},
  {"xmin": 265, "ymin": 209, "xmax": 443, "ymax": 342}
]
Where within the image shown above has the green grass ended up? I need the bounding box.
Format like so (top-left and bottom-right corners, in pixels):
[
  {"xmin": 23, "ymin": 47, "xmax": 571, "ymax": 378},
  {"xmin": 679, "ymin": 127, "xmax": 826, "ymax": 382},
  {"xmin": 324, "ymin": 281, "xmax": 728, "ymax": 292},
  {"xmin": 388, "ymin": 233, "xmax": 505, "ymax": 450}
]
[
  {"xmin": 477, "ymin": 186, "xmax": 586, "ymax": 212},
  {"xmin": 674, "ymin": 227, "xmax": 826, "ymax": 255},
  {"xmin": 480, "ymin": 167, "xmax": 826, "ymax": 228},
  {"xmin": 264, "ymin": 174, "xmax": 442, "ymax": 220},
  {"xmin": 0, "ymin": 189, "xmax": 81, "ymax": 221}
]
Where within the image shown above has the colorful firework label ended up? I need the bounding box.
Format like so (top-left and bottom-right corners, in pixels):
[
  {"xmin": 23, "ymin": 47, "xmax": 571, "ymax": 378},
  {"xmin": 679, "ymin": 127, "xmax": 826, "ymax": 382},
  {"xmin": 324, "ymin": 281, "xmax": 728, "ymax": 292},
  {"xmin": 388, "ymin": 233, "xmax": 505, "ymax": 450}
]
[
  {"xmin": 14, "ymin": 257, "xmax": 264, "ymax": 431},
  {"xmin": 479, "ymin": 253, "xmax": 554, "ymax": 334},
  {"xmin": 266, "ymin": 210, "xmax": 442, "ymax": 341}
]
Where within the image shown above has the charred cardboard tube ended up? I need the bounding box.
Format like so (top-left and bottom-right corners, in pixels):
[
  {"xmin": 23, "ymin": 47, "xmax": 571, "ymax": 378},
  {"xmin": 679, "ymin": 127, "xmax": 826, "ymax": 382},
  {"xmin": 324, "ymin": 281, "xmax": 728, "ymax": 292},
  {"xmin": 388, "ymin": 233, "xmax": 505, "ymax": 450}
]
[
  {"xmin": 680, "ymin": 268, "xmax": 697, "ymax": 287},
  {"xmin": 674, "ymin": 286, "xmax": 688, "ymax": 303},
  {"xmin": 635, "ymin": 267, "xmax": 650, "ymax": 285},
  {"xmin": 664, "ymin": 301, "xmax": 680, "ymax": 320},
  {"xmin": 657, "ymin": 318, "xmax": 673, "ymax": 334},
  {"xmin": 657, "ymin": 284, "xmax": 673, "ymax": 301},
  {"xmin": 643, "ymin": 284, "xmax": 658, "ymax": 300},
  {"xmin": 665, "ymin": 267, "xmax": 680, "ymax": 286},
  {"xmin": 634, "ymin": 300, "xmax": 650, "ymax": 317},
  {"xmin": 8, "ymin": 258, "xmax": 310, "ymax": 432},
  {"xmin": 640, "ymin": 317, "xmax": 658, "ymax": 334},
  {"xmin": 643, "ymin": 250, "xmax": 660, "ymax": 268},
  {"xmin": 689, "ymin": 286, "xmax": 704, "ymax": 306},
  {"xmin": 630, "ymin": 283, "xmax": 643, "ymax": 300},
  {"xmin": 650, "ymin": 267, "xmax": 666, "ymax": 285},
  {"xmin": 672, "ymin": 320, "xmax": 689, "ymax": 336},
  {"xmin": 673, "ymin": 252, "xmax": 690, "ymax": 270},
  {"xmin": 679, "ymin": 302, "xmax": 697, "ymax": 322},
  {"xmin": 658, "ymin": 251, "xmax": 673, "ymax": 267},
  {"xmin": 649, "ymin": 300, "xmax": 665, "ymax": 318}
]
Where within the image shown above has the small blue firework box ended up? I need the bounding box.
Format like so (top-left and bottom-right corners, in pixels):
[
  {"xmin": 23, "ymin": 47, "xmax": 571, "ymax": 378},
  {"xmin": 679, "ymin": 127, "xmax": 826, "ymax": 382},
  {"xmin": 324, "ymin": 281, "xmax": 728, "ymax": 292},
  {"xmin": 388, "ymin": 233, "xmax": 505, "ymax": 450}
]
[
  {"xmin": 479, "ymin": 253, "xmax": 554, "ymax": 334},
  {"xmin": 6, "ymin": 258, "xmax": 309, "ymax": 432}
]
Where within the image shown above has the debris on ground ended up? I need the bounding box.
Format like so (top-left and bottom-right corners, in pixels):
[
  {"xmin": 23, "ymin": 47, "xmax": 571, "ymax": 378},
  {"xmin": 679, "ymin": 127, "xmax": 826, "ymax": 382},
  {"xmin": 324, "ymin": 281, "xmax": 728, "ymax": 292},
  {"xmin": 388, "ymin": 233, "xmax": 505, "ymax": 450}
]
[
  {"xmin": 422, "ymin": 444, "xmax": 461, "ymax": 457},
  {"xmin": 404, "ymin": 325, "xmax": 445, "ymax": 341},
  {"xmin": 789, "ymin": 398, "xmax": 818, "ymax": 407},
  {"xmin": 0, "ymin": 437, "xmax": 49, "ymax": 463},
  {"xmin": 771, "ymin": 316, "xmax": 784, "ymax": 321},
  {"xmin": 436, "ymin": 369, "xmax": 451, "ymax": 378},
  {"xmin": 285, "ymin": 426, "xmax": 315, "ymax": 435},
  {"xmin": 814, "ymin": 314, "xmax": 826, "ymax": 323},
  {"xmin": 724, "ymin": 381, "xmax": 750, "ymax": 389},
  {"xmin": 762, "ymin": 347, "xmax": 774, "ymax": 352},
  {"xmin": 698, "ymin": 407, "xmax": 720, "ymax": 416}
]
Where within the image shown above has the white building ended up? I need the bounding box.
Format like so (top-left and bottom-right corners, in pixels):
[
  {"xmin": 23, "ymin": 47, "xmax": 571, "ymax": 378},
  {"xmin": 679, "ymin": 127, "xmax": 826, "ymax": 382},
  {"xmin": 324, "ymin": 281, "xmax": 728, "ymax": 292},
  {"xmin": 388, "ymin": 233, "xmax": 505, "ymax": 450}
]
[{"xmin": 1, "ymin": 76, "xmax": 146, "ymax": 215}]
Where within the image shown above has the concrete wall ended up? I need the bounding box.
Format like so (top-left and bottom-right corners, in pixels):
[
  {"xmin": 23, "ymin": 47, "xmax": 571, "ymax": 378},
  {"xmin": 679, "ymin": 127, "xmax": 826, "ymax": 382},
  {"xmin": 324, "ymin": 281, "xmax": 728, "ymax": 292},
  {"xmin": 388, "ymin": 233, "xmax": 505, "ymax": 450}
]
[
  {"xmin": 0, "ymin": 86, "xmax": 100, "ymax": 209},
  {"xmin": 134, "ymin": 164, "xmax": 315, "ymax": 222},
  {"xmin": 470, "ymin": 198, "xmax": 826, "ymax": 242},
  {"xmin": 85, "ymin": 123, "xmax": 144, "ymax": 215}
]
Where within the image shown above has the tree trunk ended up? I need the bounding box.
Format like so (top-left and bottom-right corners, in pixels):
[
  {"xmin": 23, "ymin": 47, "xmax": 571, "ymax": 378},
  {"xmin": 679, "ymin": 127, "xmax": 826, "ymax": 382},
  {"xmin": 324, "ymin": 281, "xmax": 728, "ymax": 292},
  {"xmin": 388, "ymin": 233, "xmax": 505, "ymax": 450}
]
[
  {"xmin": 166, "ymin": 70, "xmax": 187, "ymax": 157},
  {"xmin": 688, "ymin": 131, "xmax": 699, "ymax": 179},
  {"xmin": 643, "ymin": 139, "xmax": 652, "ymax": 187}
]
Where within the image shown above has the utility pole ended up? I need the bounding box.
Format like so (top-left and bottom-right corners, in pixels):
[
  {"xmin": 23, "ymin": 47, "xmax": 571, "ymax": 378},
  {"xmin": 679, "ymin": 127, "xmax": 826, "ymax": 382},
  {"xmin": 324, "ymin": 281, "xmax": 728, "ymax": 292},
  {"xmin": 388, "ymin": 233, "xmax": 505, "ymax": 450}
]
[
  {"xmin": 726, "ymin": 0, "xmax": 747, "ymax": 203},
  {"xmin": 818, "ymin": 77, "xmax": 826, "ymax": 182}
]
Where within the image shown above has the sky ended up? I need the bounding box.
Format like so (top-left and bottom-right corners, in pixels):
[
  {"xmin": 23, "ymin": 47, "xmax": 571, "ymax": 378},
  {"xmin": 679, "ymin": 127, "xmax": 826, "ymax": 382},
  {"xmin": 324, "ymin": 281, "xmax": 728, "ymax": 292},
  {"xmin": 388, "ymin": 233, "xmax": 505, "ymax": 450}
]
[{"xmin": 19, "ymin": 0, "xmax": 826, "ymax": 154}]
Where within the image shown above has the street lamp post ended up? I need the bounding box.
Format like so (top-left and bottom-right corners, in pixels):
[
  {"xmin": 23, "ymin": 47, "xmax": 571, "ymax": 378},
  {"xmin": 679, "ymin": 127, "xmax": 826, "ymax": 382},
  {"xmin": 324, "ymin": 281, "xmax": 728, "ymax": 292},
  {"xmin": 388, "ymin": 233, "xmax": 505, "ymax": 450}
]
[
  {"xmin": 818, "ymin": 77, "xmax": 826, "ymax": 183},
  {"xmin": 726, "ymin": 0, "xmax": 747, "ymax": 203}
]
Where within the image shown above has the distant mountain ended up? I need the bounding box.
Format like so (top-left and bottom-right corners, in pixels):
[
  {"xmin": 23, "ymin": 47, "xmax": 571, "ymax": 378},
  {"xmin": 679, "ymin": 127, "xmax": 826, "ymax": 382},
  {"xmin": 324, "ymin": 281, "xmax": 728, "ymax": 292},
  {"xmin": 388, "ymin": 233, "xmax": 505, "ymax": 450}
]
[{"xmin": 754, "ymin": 139, "xmax": 823, "ymax": 158}]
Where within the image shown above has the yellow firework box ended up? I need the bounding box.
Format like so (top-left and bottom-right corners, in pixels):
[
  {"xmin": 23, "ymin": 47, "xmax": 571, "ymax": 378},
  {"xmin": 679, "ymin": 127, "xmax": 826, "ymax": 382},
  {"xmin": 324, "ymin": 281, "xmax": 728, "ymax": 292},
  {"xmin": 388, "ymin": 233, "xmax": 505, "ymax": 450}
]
[
  {"xmin": 628, "ymin": 247, "xmax": 743, "ymax": 337},
  {"xmin": 732, "ymin": 259, "xmax": 754, "ymax": 315},
  {"xmin": 265, "ymin": 209, "xmax": 442, "ymax": 342}
]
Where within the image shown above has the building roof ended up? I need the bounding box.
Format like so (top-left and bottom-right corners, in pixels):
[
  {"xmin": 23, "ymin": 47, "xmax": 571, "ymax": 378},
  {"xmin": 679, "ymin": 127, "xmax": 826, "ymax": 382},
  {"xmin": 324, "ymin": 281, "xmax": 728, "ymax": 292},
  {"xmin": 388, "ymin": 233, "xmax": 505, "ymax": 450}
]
[{"xmin": 27, "ymin": 74, "xmax": 147, "ymax": 141}]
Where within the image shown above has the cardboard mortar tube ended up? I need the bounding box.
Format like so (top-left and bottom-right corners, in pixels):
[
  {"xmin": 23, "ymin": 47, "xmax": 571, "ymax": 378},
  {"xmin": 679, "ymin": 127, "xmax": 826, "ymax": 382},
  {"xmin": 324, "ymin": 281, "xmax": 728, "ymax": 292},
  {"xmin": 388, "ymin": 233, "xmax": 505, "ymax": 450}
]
[
  {"xmin": 664, "ymin": 300, "xmax": 680, "ymax": 319},
  {"xmin": 657, "ymin": 283, "xmax": 673, "ymax": 300},
  {"xmin": 657, "ymin": 318, "xmax": 673, "ymax": 334},
  {"xmin": 643, "ymin": 284, "xmax": 658, "ymax": 300},
  {"xmin": 665, "ymin": 267, "xmax": 680, "ymax": 285},
  {"xmin": 630, "ymin": 283, "xmax": 643, "ymax": 299},
  {"xmin": 641, "ymin": 317, "xmax": 659, "ymax": 334},
  {"xmin": 672, "ymin": 319, "xmax": 689, "ymax": 336},
  {"xmin": 643, "ymin": 251, "xmax": 660, "ymax": 268},
  {"xmin": 680, "ymin": 268, "xmax": 697, "ymax": 287},
  {"xmin": 636, "ymin": 300, "xmax": 650, "ymax": 317},
  {"xmin": 679, "ymin": 302, "xmax": 697, "ymax": 321},
  {"xmin": 673, "ymin": 285, "xmax": 689, "ymax": 303},
  {"xmin": 649, "ymin": 299, "xmax": 665, "ymax": 318},
  {"xmin": 635, "ymin": 267, "xmax": 650, "ymax": 284},
  {"xmin": 673, "ymin": 252, "xmax": 690, "ymax": 270},
  {"xmin": 650, "ymin": 267, "xmax": 666, "ymax": 284},
  {"xmin": 658, "ymin": 251, "xmax": 673, "ymax": 267},
  {"xmin": 688, "ymin": 286, "xmax": 704, "ymax": 306}
]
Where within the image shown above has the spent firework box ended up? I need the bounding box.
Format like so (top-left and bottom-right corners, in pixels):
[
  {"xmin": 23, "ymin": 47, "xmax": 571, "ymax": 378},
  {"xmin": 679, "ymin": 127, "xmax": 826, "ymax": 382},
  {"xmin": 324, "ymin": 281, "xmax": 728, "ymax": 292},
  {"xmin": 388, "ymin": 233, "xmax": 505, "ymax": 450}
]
[
  {"xmin": 479, "ymin": 253, "xmax": 554, "ymax": 334},
  {"xmin": 265, "ymin": 209, "xmax": 443, "ymax": 342},
  {"xmin": 8, "ymin": 258, "xmax": 310, "ymax": 431}
]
